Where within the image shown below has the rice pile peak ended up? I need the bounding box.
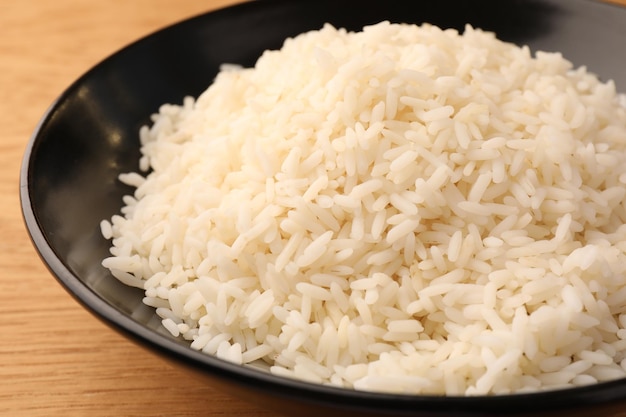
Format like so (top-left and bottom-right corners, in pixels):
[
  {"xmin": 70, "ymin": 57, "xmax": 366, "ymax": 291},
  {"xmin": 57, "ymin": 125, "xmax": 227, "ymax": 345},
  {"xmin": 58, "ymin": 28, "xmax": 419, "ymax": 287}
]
[{"xmin": 102, "ymin": 21, "xmax": 626, "ymax": 395}]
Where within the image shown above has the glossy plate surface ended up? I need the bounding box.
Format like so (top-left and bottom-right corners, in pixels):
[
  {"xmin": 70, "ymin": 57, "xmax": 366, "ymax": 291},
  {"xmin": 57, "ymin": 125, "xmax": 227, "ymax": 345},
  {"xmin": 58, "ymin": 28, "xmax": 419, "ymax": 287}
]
[{"xmin": 20, "ymin": 0, "xmax": 626, "ymax": 416}]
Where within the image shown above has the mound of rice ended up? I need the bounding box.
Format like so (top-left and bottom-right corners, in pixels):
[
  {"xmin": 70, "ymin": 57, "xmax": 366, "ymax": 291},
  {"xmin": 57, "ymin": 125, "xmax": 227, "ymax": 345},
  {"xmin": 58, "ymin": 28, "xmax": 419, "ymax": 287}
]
[{"xmin": 101, "ymin": 21, "xmax": 626, "ymax": 395}]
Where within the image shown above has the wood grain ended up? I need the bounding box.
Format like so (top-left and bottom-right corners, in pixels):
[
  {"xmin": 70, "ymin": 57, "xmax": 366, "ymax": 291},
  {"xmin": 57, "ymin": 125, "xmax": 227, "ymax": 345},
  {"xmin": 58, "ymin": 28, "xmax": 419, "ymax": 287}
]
[{"xmin": 1, "ymin": 1, "xmax": 625, "ymax": 416}]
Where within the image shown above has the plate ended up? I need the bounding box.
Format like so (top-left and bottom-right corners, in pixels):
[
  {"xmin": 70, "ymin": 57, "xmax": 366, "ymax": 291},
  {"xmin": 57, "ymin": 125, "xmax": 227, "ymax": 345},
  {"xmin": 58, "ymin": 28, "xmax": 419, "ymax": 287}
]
[{"xmin": 20, "ymin": 1, "xmax": 626, "ymax": 416}]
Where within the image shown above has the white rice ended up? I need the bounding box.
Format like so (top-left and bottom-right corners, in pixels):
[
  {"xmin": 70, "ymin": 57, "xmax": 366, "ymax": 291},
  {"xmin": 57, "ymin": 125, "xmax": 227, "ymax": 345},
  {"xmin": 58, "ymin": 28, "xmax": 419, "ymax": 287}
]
[{"xmin": 101, "ymin": 21, "xmax": 626, "ymax": 395}]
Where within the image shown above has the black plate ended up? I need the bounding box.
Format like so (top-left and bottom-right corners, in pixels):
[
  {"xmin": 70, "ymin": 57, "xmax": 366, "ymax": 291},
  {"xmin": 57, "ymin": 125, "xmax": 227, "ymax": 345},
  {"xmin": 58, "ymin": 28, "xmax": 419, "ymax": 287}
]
[{"xmin": 20, "ymin": 0, "xmax": 626, "ymax": 416}]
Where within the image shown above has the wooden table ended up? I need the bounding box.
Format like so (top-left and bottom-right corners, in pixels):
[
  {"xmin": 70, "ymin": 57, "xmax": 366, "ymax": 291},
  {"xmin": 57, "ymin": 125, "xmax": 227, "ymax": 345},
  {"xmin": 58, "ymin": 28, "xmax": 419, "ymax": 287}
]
[{"xmin": 1, "ymin": 1, "xmax": 625, "ymax": 416}]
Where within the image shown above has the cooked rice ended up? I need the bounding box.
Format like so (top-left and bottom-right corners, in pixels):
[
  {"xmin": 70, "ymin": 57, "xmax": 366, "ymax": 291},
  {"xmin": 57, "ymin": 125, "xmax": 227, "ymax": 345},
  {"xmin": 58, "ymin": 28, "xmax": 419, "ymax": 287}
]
[{"xmin": 101, "ymin": 21, "xmax": 626, "ymax": 395}]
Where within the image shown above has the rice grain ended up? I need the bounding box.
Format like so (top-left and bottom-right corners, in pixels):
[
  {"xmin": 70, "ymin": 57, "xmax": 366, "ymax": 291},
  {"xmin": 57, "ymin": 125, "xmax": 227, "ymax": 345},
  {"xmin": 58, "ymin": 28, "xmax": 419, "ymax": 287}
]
[{"xmin": 102, "ymin": 21, "xmax": 626, "ymax": 395}]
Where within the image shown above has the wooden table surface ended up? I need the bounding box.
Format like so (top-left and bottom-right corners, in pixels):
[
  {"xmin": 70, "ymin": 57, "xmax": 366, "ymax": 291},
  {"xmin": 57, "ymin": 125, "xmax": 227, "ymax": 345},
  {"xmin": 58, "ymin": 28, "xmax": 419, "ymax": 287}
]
[{"xmin": 1, "ymin": 1, "xmax": 626, "ymax": 416}]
